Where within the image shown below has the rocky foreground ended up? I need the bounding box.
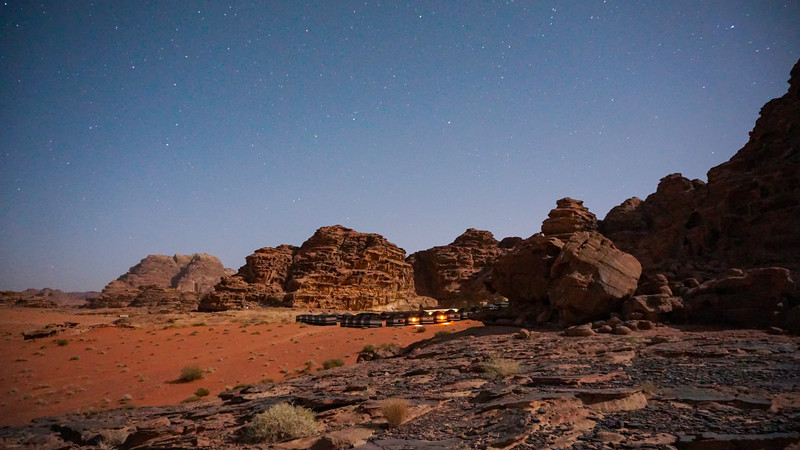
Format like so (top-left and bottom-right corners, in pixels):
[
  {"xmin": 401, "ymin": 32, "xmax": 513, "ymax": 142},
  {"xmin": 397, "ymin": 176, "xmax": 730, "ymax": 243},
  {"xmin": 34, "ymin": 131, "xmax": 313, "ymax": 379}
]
[{"xmin": 2, "ymin": 325, "xmax": 798, "ymax": 449}]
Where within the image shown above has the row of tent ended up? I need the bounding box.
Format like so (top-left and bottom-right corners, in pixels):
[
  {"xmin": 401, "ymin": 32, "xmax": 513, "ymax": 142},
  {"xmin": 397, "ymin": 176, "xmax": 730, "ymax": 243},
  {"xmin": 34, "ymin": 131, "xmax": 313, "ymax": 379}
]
[{"xmin": 295, "ymin": 303, "xmax": 509, "ymax": 328}]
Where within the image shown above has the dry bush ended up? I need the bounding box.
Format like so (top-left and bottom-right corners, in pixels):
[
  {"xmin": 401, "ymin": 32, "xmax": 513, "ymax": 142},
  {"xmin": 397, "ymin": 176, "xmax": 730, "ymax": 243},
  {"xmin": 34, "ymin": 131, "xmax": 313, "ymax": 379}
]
[
  {"xmin": 322, "ymin": 358, "xmax": 344, "ymax": 370},
  {"xmin": 482, "ymin": 355, "xmax": 520, "ymax": 378},
  {"xmin": 245, "ymin": 403, "xmax": 318, "ymax": 443},
  {"xmin": 97, "ymin": 428, "xmax": 129, "ymax": 449},
  {"xmin": 178, "ymin": 365, "xmax": 204, "ymax": 382},
  {"xmin": 194, "ymin": 387, "xmax": 210, "ymax": 397},
  {"xmin": 381, "ymin": 398, "xmax": 410, "ymax": 428}
]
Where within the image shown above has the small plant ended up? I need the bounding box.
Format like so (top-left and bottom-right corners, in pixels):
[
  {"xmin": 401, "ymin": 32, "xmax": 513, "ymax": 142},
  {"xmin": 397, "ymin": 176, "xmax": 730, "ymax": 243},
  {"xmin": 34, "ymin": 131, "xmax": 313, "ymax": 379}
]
[
  {"xmin": 435, "ymin": 330, "xmax": 450, "ymax": 337},
  {"xmin": 69, "ymin": 355, "xmax": 80, "ymax": 361},
  {"xmin": 260, "ymin": 377, "xmax": 274, "ymax": 384},
  {"xmin": 194, "ymin": 387, "xmax": 210, "ymax": 397},
  {"xmin": 361, "ymin": 344, "xmax": 374, "ymax": 352},
  {"xmin": 54, "ymin": 339, "xmax": 69, "ymax": 346},
  {"xmin": 322, "ymin": 358, "xmax": 344, "ymax": 370},
  {"xmin": 482, "ymin": 355, "xmax": 520, "ymax": 378},
  {"xmin": 245, "ymin": 403, "xmax": 318, "ymax": 443},
  {"xmin": 381, "ymin": 398, "xmax": 410, "ymax": 428},
  {"xmin": 415, "ymin": 326, "xmax": 426, "ymax": 333},
  {"xmin": 182, "ymin": 395, "xmax": 201, "ymax": 403},
  {"xmin": 178, "ymin": 365, "xmax": 204, "ymax": 383},
  {"xmin": 97, "ymin": 429, "xmax": 129, "ymax": 449}
]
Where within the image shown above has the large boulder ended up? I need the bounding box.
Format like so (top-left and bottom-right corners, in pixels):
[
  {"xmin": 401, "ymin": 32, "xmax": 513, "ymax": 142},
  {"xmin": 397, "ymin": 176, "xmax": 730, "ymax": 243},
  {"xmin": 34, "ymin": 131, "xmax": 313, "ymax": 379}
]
[
  {"xmin": 490, "ymin": 200, "xmax": 641, "ymax": 326},
  {"xmin": 548, "ymin": 232, "xmax": 642, "ymax": 324},
  {"xmin": 200, "ymin": 225, "xmax": 435, "ymax": 311},
  {"xmin": 90, "ymin": 254, "xmax": 233, "ymax": 309},
  {"xmin": 407, "ymin": 228, "xmax": 515, "ymax": 307}
]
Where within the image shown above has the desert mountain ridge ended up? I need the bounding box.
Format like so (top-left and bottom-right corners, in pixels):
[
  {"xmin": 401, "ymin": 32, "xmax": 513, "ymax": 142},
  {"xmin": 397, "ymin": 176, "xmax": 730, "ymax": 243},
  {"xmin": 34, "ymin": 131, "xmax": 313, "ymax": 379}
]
[{"xmin": 5, "ymin": 59, "xmax": 799, "ymax": 333}]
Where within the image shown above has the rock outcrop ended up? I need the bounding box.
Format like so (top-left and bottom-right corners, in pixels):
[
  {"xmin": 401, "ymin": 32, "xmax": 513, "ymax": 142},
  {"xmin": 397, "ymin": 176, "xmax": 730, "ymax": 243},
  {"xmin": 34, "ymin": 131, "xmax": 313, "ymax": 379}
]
[
  {"xmin": 200, "ymin": 225, "xmax": 434, "ymax": 312},
  {"xmin": 407, "ymin": 228, "xmax": 514, "ymax": 307},
  {"xmin": 602, "ymin": 59, "xmax": 800, "ymax": 290},
  {"xmin": 0, "ymin": 289, "xmax": 98, "ymax": 308},
  {"xmin": 682, "ymin": 267, "xmax": 797, "ymax": 327},
  {"xmin": 89, "ymin": 254, "xmax": 233, "ymax": 309},
  {"xmin": 600, "ymin": 58, "xmax": 800, "ymax": 329},
  {"xmin": 490, "ymin": 200, "xmax": 641, "ymax": 325},
  {"xmin": 541, "ymin": 197, "xmax": 599, "ymax": 237}
]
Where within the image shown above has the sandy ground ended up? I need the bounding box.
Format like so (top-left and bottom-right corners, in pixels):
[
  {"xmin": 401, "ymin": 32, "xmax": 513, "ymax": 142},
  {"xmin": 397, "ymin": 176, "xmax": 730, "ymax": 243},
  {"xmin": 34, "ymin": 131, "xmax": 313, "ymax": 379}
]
[{"xmin": 0, "ymin": 306, "xmax": 479, "ymax": 427}]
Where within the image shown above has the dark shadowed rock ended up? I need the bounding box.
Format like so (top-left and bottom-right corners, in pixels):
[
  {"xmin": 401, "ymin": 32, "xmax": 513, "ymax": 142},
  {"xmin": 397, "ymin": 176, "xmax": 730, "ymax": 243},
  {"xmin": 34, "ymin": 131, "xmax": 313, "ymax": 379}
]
[
  {"xmin": 601, "ymin": 60, "xmax": 800, "ymax": 329},
  {"xmin": 683, "ymin": 267, "xmax": 797, "ymax": 327}
]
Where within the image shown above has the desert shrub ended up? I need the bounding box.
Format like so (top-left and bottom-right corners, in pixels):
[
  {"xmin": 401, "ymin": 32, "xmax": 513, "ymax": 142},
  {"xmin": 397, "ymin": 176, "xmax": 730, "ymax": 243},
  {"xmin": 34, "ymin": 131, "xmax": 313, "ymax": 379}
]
[
  {"xmin": 245, "ymin": 403, "xmax": 318, "ymax": 443},
  {"xmin": 381, "ymin": 398, "xmax": 409, "ymax": 428},
  {"xmin": 415, "ymin": 326, "xmax": 426, "ymax": 333},
  {"xmin": 97, "ymin": 428, "xmax": 129, "ymax": 449},
  {"xmin": 435, "ymin": 330, "xmax": 450, "ymax": 337},
  {"xmin": 181, "ymin": 395, "xmax": 201, "ymax": 403},
  {"xmin": 194, "ymin": 387, "xmax": 210, "ymax": 397},
  {"xmin": 322, "ymin": 358, "xmax": 344, "ymax": 370},
  {"xmin": 361, "ymin": 344, "xmax": 374, "ymax": 352},
  {"xmin": 178, "ymin": 365, "xmax": 204, "ymax": 383},
  {"xmin": 69, "ymin": 355, "xmax": 80, "ymax": 361},
  {"xmin": 54, "ymin": 339, "xmax": 69, "ymax": 346},
  {"xmin": 482, "ymin": 355, "xmax": 520, "ymax": 378},
  {"xmin": 260, "ymin": 377, "xmax": 274, "ymax": 384}
]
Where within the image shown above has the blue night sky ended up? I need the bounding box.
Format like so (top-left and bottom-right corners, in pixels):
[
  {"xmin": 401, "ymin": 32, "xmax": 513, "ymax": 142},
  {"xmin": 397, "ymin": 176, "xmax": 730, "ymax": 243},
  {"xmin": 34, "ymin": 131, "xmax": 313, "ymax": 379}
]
[{"xmin": 1, "ymin": 1, "xmax": 799, "ymax": 292}]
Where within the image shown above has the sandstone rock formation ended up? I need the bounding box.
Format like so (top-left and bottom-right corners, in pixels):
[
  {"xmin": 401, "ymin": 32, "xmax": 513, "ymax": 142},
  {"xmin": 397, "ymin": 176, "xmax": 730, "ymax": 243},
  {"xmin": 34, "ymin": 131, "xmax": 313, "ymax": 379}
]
[
  {"xmin": 682, "ymin": 267, "xmax": 797, "ymax": 327},
  {"xmin": 549, "ymin": 232, "xmax": 642, "ymax": 325},
  {"xmin": 601, "ymin": 59, "xmax": 800, "ymax": 328},
  {"xmin": 201, "ymin": 225, "xmax": 434, "ymax": 312},
  {"xmin": 541, "ymin": 197, "xmax": 598, "ymax": 237},
  {"xmin": 602, "ymin": 60, "xmax": 800, "ymax": 283},
  {"xmin": 406, "ymin": 228, "xmax": 514, "ymax": 307},
  {"xmin": 89, "ymin": 254, "xmax": 233, "ymax": 309},
  {"xmin": 490, "ymin": 200, "xmax": 641, "ymax": 325}
]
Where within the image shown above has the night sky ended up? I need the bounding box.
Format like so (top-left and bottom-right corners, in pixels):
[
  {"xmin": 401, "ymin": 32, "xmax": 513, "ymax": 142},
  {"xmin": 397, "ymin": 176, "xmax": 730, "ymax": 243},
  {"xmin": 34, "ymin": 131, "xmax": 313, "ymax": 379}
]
[{"xmin": 1, "ymin": 2, "xmax": 799, "ymax": 292}]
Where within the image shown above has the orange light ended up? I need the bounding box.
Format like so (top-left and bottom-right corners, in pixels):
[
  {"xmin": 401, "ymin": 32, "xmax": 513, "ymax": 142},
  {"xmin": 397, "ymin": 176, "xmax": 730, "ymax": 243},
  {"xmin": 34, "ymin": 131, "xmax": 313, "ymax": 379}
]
[
  {"xmin": 409, "ymin": 317, "xmax": 418, "ymax": 323},
  {"xmin": 437, "ymin": 315, "xmax": 446, "ymax": 321}
]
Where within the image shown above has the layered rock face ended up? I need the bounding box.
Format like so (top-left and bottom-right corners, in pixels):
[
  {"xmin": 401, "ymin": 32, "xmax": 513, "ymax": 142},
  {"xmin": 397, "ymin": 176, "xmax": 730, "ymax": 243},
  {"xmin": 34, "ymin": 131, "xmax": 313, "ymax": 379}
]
[
  {"xmin": 490, "ymin": 199, "xmax": 641, "ymax": 325},
  {"xmin": 541, "ymin": 197, "xmax": 598, "ymax": 237},
  {"xmin": 602, "ymin": 59, "xmax": 800, "ymax": 327},
  {"xmin": 406, "ymin": 228, "xmax": 513, "ymax": 306},
  {"xmin": 90, "ymin": 254, "xmax": 233, "ymax": 309},
  {"xmin": 200, "ymin": 225, "xmax": 434, "ymax": 311}
]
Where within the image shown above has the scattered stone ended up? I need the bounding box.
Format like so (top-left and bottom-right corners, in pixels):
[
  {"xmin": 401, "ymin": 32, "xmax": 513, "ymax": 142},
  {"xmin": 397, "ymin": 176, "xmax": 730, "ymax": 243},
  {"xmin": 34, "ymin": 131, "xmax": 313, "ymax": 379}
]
[
  {"xmin": 565, "ymin": 324, "xmax": 595, "ymax": 337},
  {"xmin": 613, "ymin": 325, "xmax": 633, "ymax": 335}
]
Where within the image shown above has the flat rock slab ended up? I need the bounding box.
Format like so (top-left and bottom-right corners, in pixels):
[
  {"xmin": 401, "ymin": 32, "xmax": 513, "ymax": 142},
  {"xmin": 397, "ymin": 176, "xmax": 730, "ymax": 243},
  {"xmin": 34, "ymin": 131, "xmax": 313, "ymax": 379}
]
[
  {"xmin": 658, "ymin": 387, "xmax": 773, "ymax": 410},
  {"xmin": 676, "ymin": 432, "xmax": 800, "ymax": 450}
]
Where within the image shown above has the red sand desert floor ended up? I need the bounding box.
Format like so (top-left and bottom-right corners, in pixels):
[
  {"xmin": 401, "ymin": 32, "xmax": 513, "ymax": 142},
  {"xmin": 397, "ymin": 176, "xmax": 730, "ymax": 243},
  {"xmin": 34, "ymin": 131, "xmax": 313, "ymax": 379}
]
[{"xmin": 0, "ymin": 307, "xmax": 478, "ymax": 426}]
